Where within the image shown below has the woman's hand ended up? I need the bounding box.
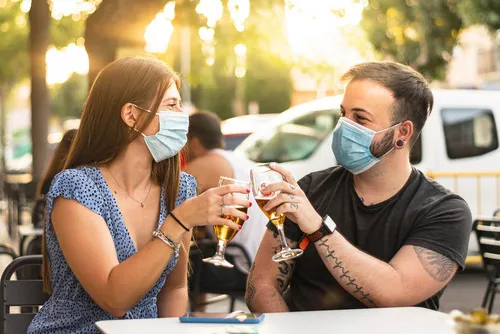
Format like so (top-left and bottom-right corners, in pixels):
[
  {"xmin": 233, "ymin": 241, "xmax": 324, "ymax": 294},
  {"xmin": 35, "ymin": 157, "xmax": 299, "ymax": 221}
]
[
  {"xmin": 173, "ymin": 184, "xmax": 251, "ymax": 231},
  {"xmin": 261, "ymin": 163, "xmax": 321, "ymax": 234}
]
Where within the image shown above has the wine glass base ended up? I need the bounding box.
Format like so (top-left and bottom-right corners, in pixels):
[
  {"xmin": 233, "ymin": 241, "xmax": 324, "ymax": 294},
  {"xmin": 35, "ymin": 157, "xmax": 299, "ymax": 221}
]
[
  {"xmin": 203, "ymin": 256, "xmax": 234, "ymax": 268},
  {"xmin": 272, "ymin": 248, "xmax": 303, "ymax": 262}
]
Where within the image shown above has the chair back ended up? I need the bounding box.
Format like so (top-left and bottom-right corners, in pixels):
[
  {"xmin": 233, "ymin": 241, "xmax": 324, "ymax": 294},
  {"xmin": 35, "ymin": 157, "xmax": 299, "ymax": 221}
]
[
  {"xmin": 474, "ymin": 217, "xmax": 500, "ymax": 269},
  {"xmin": 0, "ymin": 255, "xmax": 50, "ymax": 334},
  {"xmin": 188, "ymin": 246, "xmax": 203, "ymax": 310},
  {"xmin": 188, "ymin": 240, "xmax": 252, "ymax": 311}
]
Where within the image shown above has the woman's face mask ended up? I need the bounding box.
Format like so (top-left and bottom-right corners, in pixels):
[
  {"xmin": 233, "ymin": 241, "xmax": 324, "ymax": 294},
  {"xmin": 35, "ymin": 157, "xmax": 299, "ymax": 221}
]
[
  {"xmin": 132, "ymin": 104, "xmax": 189, "ymax": 162},
  {"xmin": 331, "ymin": 117, "xmax": 400, "ymax": 175}
]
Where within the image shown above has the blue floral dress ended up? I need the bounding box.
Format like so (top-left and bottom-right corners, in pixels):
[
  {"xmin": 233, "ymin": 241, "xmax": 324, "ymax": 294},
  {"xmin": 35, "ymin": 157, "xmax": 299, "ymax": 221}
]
[{"xmin": 28, "ymin": 166, "xmax": 197, "ymax": 333}]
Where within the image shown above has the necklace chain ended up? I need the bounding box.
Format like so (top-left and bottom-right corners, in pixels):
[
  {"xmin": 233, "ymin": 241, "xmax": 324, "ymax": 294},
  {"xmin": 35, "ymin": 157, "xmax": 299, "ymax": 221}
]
[{"xmin": 108, "ymin": 168, "xmax": 152, "ymax": 208}]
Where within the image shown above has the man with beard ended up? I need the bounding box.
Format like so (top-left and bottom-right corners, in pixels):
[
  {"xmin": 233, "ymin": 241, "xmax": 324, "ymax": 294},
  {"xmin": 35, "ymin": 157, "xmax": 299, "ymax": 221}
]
[{"xmin": 245, "ymin": 61, "xmax": 472, "ymax": 312}]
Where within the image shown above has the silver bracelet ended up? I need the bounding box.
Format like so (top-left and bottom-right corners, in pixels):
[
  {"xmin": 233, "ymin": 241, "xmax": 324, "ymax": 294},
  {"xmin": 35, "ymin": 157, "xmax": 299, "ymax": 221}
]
[{"xmin": 152, "ymin": 228, "xmax": 180, "ymax": 259}]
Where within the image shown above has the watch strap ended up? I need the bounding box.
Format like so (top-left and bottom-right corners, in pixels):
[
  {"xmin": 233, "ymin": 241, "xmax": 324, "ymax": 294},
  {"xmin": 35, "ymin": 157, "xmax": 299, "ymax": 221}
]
[
  {"xmin": 307, "ymin": 229, "xmax": 326, "ymax": 243},
  {"xmin": 306, "ymin": 215, "xmax": 336, "ymax": 243}
]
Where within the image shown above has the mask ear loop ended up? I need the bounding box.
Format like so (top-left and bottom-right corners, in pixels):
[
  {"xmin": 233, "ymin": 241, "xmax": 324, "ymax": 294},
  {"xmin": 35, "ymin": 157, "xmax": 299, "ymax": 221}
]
[
  {"xmin": 130, "ymin": 103, "xmax": 158, "ymax": 136},
  {"xmin": 132, "ymin": 127, "xmax": 147, "ymax": 137},
  {"xmin": 374, "ymin": 122, "xmax": 403, "ymax": 159},
  {"xmin": 131, "ymin": 103, "xmax": 154, "ymax": 114}
]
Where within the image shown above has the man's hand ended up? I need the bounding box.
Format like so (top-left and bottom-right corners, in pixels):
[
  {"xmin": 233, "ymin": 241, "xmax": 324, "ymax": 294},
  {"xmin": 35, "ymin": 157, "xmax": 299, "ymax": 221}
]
[{"xmin": 261, "ymin": 163, "xmax": 322, "ymax": 234}]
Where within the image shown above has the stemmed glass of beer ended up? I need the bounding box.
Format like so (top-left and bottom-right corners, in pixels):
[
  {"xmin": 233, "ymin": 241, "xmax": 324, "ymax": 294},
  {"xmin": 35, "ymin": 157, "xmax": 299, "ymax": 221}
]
[
  {"xmin": 203, "ymin": 176, "xmax": 251, "ymax": 268},
  {"xmin": 250, "ymin": 164, "xmax": 303, "ymax": 262}
]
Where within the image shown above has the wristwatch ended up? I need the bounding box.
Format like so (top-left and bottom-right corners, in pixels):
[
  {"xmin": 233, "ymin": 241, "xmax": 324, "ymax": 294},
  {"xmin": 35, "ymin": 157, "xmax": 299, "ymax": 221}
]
[{"xmin": 306, "ymin": 215, "xmax": 336, "ymax": 242}]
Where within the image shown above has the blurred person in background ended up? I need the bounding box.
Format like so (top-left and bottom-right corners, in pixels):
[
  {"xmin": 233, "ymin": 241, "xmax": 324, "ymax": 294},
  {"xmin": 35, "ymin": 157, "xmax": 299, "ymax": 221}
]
[
  {"xmin": 23, "ymin": 129, "xmax": 77, "ymax": 280},
  {"xmin": 28, "ymin": 57, "xmax": 250, "ymax": 334},
  {"xmin": 31, "ymin": 129, "xmax": 78, "ymax": 229},
  {"xmin": 184, "ymin": 111, "xmax": 268, "ymax": 304},
  {"xmin": 246, "ymin": 61, "xmax": 471, "ymax": 313}
]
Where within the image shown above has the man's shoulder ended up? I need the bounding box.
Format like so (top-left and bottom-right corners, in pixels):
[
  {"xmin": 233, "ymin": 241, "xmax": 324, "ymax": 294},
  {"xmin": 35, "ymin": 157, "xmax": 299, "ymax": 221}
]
[
  {"xmin": 408, "ymin": 168, "xmax": 471, "ymax": 220},
  {"xmin": 413, "ymin": 168, "xmax": 467, "ymax": 204}
]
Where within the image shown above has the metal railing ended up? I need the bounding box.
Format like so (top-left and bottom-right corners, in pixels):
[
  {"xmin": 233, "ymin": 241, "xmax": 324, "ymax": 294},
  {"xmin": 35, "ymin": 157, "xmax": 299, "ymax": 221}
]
[{"xmin": 426, "ymin": 171, "xmax": 500, "ymax": 216}]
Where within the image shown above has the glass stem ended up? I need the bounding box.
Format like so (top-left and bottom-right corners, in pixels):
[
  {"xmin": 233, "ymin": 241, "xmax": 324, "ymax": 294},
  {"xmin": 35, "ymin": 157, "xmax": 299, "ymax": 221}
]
[
  {"xmin": 276, "ymin": 223, "xmax": 291, "ymax": 251},
  {"xmin": 216, "ymin": 239, "xmax": 227, "ymax": 258}
]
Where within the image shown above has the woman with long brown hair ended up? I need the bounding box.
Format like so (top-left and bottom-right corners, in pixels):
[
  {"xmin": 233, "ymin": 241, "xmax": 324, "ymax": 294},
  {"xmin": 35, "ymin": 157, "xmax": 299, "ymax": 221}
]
[{"xmin": 28, "ymin": 57, "xmax": 250, "ymax": 333}]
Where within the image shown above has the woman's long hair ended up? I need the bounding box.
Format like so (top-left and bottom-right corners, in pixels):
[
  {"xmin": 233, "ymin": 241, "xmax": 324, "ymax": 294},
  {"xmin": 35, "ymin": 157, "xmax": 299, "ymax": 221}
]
[
  {"xmin": 37, "ymin": 129, "xmax": 77, "ymax": 198},
  {"xmin": 42, "ymin": 57, "xmax": 182, "ymax": 293}
]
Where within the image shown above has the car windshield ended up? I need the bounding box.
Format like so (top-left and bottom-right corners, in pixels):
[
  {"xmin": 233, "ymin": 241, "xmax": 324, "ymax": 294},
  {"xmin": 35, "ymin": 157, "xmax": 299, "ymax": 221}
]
[
  {"xmin": 237, "ymin": 109, "xmax": 339, "ymax": 163},
  {"xmin": 224, "ymin": 134, "xmax": 250, "ymax": 151}
]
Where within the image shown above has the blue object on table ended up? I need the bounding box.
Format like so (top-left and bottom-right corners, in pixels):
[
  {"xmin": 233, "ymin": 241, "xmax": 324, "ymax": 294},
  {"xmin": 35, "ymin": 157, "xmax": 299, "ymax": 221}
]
[{"xmin": 179, "ymin": 312, "xmax": 265, "ymax": 324}]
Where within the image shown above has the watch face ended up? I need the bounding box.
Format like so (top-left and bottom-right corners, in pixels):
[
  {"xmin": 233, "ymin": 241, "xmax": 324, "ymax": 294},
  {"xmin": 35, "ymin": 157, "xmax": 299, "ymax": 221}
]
[{"xmin": 323, "ymin": 215, "xmax": 336, "ymax": 233}]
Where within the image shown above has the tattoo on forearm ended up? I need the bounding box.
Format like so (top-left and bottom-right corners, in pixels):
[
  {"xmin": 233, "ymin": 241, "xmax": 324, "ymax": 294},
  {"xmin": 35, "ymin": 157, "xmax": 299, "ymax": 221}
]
[
  {"xmin": 245, "ymin": 262, "xmax": 257, "ymax": 308},
  {"xmin": 318, "ymin": 238, "xmax": 377, "ymax": 307},
  {"xmin": 413, "ymin": 246, "xmax": 455, "ymax": 282},
  {"xmin": 273, "ymin": 232, "xmax": 295, "ymax": 293},
  {"xmin": 277, "ymin": 260, "xmax": 295, "ymax": 292}
]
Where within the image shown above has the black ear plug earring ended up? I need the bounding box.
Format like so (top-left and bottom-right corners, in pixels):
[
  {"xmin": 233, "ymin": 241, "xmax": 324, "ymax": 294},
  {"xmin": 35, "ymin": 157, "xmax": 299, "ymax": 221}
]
[{"xmin": 396, "ymin": 140, "xmax": 404, "ymax": 148}]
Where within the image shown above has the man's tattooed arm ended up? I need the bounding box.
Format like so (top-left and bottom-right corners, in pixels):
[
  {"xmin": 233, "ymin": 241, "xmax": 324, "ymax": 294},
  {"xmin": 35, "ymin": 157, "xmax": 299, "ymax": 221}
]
[
  {"xmin": 413, "ymin": 246, "xmax": 455, "ymax": 282},
  {"xmin": 272, "ymin": 232, "xmax": 296, "ymax": 293},
  {"xmin": 317, "ymin": 238, "xmax": 377, "ymax": 307},
  {"xmin": 315, "ymin": 231, "xmax": 458, "ymax": 308},
  {"xmin": 245, "ymin": 261, "xmax": 257, "ymax": 308},
  {"xmin": 245, "ymin": 230, "xmax": 297, "ymax": 312}
]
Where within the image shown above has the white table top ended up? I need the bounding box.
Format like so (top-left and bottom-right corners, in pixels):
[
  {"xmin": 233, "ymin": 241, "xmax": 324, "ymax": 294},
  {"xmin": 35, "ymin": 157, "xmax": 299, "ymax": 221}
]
[{"xmin": 95, "ymin": 307, "xmax": 453, "ymax": 334}]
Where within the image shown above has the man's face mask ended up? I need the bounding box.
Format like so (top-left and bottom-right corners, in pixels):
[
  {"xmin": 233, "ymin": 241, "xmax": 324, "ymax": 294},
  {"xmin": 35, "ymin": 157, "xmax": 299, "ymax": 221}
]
[
  {"xmin": 132, "ymin": 104, "xmax": 189, "ymax": 162},
  {"xmin": 331, "ymin": 117, "xmax": 401, "ymax": 175}
]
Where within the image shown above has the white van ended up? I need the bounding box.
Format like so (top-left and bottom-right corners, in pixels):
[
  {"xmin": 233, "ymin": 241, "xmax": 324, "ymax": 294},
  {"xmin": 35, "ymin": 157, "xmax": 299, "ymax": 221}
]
[{"xmin": 235, "ymin": 89, "xmax": 500, "ymax": 259}]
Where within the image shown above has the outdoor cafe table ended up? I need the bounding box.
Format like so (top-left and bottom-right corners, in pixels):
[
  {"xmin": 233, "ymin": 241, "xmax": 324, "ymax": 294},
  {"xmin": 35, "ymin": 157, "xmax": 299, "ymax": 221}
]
[{"xmin": 95, "ymin": 307, "xmax": 454, "ymax": 334}]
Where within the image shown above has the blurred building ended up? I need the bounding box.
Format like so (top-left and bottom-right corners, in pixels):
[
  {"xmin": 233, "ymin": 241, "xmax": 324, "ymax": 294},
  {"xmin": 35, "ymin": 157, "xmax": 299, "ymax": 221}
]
[{"xmin": 446, "ymin": 26, "xmax": 500, "ymax": 89}]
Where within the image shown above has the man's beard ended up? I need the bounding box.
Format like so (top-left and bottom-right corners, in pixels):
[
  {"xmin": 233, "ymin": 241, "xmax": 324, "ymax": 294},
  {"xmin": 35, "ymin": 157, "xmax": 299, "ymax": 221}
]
[{"xmin": 370, "ymin": 128, "xmax": 395, "ymax": 158}]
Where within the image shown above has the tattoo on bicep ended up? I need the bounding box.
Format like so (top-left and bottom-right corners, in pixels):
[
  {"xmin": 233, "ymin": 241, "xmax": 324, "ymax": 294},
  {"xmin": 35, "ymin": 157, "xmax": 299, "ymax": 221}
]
[
  {"xmin": 245, "ymin": 262, "xmax": 257, "ymax": 308},
  {"xmin": 413, "ymin": 246, "xmax": 455, "ymax": 282},
  {"xmin": 317, "ymin": 238, "xmax": 377, "ymax": 307}
]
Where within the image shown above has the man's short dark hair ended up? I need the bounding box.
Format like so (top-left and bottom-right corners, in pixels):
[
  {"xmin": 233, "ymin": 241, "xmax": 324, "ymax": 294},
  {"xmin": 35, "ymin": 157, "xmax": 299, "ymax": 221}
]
[
  {"xmin": 341, "ymin": 61, "xmax": 433, "ymax": 144},
  {"xmin": 188, "ymin": 111, "xmax": 225, "ymax": 149}
]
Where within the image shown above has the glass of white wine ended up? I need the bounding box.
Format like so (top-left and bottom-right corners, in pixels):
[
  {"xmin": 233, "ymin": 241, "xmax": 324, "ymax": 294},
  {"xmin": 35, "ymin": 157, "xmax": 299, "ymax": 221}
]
[
  {"xmin": 250, "ymin": 164, "xmax": 303, "ymax": 262},
  {"xmin": 203, "ymin": 177, "xmax": 250, "ymax": 268}
]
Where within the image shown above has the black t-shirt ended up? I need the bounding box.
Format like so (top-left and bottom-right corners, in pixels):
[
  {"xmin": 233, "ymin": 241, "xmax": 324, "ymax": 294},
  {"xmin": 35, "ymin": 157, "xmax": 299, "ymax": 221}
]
[{"xmin": 267, "ymin": 166, "xmax": 472, "ymax": 311}]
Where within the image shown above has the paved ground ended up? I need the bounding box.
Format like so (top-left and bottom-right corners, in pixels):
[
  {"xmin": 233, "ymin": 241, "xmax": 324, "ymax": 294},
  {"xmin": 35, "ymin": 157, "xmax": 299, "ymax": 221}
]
[{"xmin": 0, "ymin": 200, "xmax": 495, "ymax": 315}]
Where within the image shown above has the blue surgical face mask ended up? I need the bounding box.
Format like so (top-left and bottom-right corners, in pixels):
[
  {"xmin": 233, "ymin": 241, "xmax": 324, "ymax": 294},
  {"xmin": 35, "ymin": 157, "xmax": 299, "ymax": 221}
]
[
  {"xmin": 132, "ymin": 104, "xmax": 189, "ymax": 162},
  {"xmin": 331, "ymin": 117, "xmax": 400, "ymax": 175}
]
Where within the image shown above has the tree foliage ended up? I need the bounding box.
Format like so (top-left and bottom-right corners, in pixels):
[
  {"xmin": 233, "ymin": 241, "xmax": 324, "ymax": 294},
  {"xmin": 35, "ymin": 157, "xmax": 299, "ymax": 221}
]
[
  {"xmin": 172, "ymin": 0, "xmax": 293, "ymax": 119},
  {"xmin": 50, "ymin": 74, "xmax": 88, "ymax": 120},
  {"xmin": 361, "ymin": 0, "xmax": 462, "ymax": 79},
  {"xmin": 0, "ymin": 1, "xmax": 29, "ymax": 91},
  {"xmin": 455, "ymin": 0, "xmax": 500, "ymax": 31},
  {"xmin": 0, "ymin": 1, "xmax": 29, "ymax": 170},
  {"xmin": 84, "ymin": 0, "xmax": 168, "ymax": 86},
  {"xmin": 52, "ymin": 15, "xmax": 85, "ymax": 48}
]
